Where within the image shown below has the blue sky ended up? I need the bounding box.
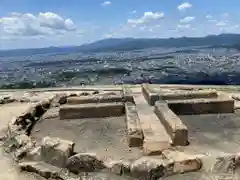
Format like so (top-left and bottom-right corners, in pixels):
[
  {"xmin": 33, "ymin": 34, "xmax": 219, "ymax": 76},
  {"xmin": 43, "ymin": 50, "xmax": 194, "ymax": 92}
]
[{"xmin": 1, "ymin": 0, "xmax": 240, "ymax": 49}]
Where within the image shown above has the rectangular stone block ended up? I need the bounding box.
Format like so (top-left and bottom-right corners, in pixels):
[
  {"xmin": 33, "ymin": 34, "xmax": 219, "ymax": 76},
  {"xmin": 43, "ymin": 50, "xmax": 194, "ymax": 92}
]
[
  {"xmin": 41, "ymin": 136, "xmax": 74, "ymax": 168},
  {"xmin": 154, "ymin": 101, "xmax": 188, "ymax": 146},
  {"xmin": 159, "ymin": 90, "xmax": 218, "ymax": 101},
  {"xmin": 122, "ymin": 86, "xmax": 135, "ymax": 103},
  {"xmin": 167, "ymin": 97, "xmax": 234, "ymax": 115},
  {"xmin": 141, "ymin": 84, "xmax": 159, "ymax": 106},
  {"xmin": 67, "ymin": 94, "xmax": 124, "ymax": 104},
  {"xmin": 133, "ymin": 93, "xmax": 171, "ymax": 155},
  {"xmin": 60, "ymin": 102, "xmax": 125, "ymax": 119},
  {"xmin": 125, "ymin": 102, "xmax": 143, "ymax": 147}
]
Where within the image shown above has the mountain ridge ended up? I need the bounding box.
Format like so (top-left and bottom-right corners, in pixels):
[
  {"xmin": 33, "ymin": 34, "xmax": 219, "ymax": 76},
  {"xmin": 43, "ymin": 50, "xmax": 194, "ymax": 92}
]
[{"xmin": 1, "ymin": 33, "xmax": 240, "ymax": 57}]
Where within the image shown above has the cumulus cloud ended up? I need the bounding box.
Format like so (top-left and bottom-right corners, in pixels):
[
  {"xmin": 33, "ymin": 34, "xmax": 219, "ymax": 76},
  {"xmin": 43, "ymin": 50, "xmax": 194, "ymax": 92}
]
[
  {"xmin": 0, "ymin": 12, "xmax": 77, "ymax": 38},
  {"xmin": 178, "ymin": 2, "xmax": 192, "ymax": 11},
  {"xmin": 180, "ymin": 16, "xmax": 195, "ymax": 23},
  {"xmin": 101, "ymin": 1, "xmax": 111, "ymax": 7},
  {"xmin": 127, "ymin": 12, "xmax": 164, "ymax": 25},
  {"xmin": 39, "ymin": 12, "xmax": 76, "ymax": 30}
]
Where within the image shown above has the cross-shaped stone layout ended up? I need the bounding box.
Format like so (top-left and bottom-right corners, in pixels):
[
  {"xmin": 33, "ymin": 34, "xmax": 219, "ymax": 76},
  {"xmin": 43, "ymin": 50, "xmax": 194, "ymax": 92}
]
[{"xmin": 58, "ymin": 84, "xmax": 235, "ymax": 156}]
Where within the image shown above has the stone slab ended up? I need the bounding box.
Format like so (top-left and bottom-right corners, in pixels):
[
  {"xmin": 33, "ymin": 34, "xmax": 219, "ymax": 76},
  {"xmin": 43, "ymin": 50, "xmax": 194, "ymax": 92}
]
[
  {"xmin": 162, "ymin": 150, "xmax": 203, "ymax": 174},
  {"xmin": 60, "ymin": 102, "xmax": 125, "ymax": 119},
  {"xmin": 125, "ymin": 102, "xmax": 143, "ymax": 147},
  {"xmin": 159, "ymin": 90, "xmax": 218, "ymax": 101},
  {"xmin": 67, "ymin": 94, "xmax": 124, "ymax": 104},
  {"xmin": 142, "ymin": 84, "xmax": 159, "ymax": 106},
  {"xmin": 154, "ymin": 101, "xmax": 188, "ymax": 146},
  {"xmin": 41, "ymin": 136, "xmax": 75, "ymax": 168},
  {"xmin": 133, "ymin": 93, "xmax": 172, "ymax": 155},
  {"xmin": 167, "ymin": 97, "xmax": 234, "ymax": 115},
  {"xmin": 122, "ymin": 86, "xmax": 135, "ymax": 103}
]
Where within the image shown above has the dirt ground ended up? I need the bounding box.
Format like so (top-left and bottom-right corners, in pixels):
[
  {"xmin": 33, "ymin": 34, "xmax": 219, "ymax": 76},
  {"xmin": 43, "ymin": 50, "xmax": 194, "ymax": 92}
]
[
  {"xmin": 177, "ymin": 110, "xmax": 240, "ymax": 155},
  {"xmin": 32, "ymin": 107, "xmax": 143, "ymax": 162}
]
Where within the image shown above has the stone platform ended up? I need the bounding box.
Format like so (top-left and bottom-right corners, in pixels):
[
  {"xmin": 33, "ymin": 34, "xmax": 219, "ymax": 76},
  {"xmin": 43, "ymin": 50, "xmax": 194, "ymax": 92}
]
[{"xmin": 2, "ymin": 84, "xmax": 240, "ymax": 180}]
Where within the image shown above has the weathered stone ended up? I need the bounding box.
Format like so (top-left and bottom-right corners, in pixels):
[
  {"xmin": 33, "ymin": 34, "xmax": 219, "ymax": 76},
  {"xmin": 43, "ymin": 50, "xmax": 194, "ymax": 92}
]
[
  {"xmin": 14, "ymin": 134, "xmax": 31, "ymax": 148},
  {"xmin": 67, "ymin": 94, "xmax": 124, "ymax": 104},
  {"xmin": 105, "ymin": 160, "xmax": 131, "ymax": 175},
  {"xmin": 125, "ymin": 102, "xmax": 143, "ymax": 147},
  {"xmin": 26, "ymin": 146, "xmax": 41, "ymax": 161},
  {"xmin": 19, "ymin": 161, "xmax": 61, "ymax": 179},
  {"xmin": 122, "ymin": 86, "xmax": 135, "ymax": 103},
  {"xmin": 14, "ymin": 141, "xmax": 34, "ymax": 160},
  {"xmin": 154, "ymin": 101, "xmax": 188, "ymax": 146},
  {"xmin": 162, "ymin": 150, "xmax": 203, "ymax": 174},
  {"xmin": 142, "ymin": 84, "xmax": 159, "ymax": 106},
  {"xmin": 60, "ymin": 102, "xmax": 125, "ymax": 119},
  {"xmin": 66, "ymin": 153, "xmax": 106, "ymax": 173},
  {"xmin": 51, "ymin": 93, "xmax": 68, "ymax": 107},
  {"xmin": 167, "ymin": 96, "xmax": 234, "ymax": 115},
  {"xmin": 159, "ymin": 90, "xmax": 218, "ymax": 101},
  {"xmin": 130, "ymin": 156, "xmax": 173, "ymax": 180},
  {"xmin": 202, "ymin": 153, "xmax": 236, "ymax": 173},
  {"xmin": 133, "ymin": 93, "xmax": 171, "ymax": 155},
  {"xmin": 41, "ymin": 136, "xmax": 75, "ymax": 168}
]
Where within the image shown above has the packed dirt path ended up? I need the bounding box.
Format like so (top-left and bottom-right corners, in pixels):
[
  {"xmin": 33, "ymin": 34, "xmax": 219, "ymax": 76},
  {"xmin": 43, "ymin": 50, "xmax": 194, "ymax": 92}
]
[{"xmin": 0, "ymin": 103, "xmax": 45, "ymax": 180}]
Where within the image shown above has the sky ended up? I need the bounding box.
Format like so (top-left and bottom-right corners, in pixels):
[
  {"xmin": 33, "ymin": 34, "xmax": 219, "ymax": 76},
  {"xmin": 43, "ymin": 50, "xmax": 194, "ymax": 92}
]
[{"xmin": 1, "ymin": 0, "xmax": 240, "ymax": 50}]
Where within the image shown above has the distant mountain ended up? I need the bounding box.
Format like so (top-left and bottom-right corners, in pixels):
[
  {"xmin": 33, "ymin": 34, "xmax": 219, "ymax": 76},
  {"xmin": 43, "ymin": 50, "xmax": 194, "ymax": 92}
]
[{"xmin": 1, "ymin": 33, "xmax": 240, "ymax": 57}]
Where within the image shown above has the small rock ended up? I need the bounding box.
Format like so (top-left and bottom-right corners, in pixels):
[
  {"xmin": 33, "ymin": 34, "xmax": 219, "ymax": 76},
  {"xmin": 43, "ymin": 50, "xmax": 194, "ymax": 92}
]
[
  {"xmin": 105, "ymin": 160, "xmax": 131, "ymax": 175},
  {"xmin": 14, "ymin": 134, "xmax": 32, "ymax": 148},
  {"xmin": 202, "ymin": 153, "xmax": 236, "ymax": 173},
  {"xmin": 92, "ymin": 91, "xmax": 100, "ymax": 95},
  {"xmin": 80, "ymin": 92, "xmax": 90, "ymax": 96},
  {"xmin": 66, "ymin": 153, "xmax": 106, "ymax": 174},
  {"xmin": 130, "ymin": 156, "xmax": 173, "ymax": 180},
  {"xmin": 19, "ymin": 161, "xmax": 61, "ymax": 179},
  {"xmin": 41, "ymin": 136, "xmax": 75, "ymax": 168}
]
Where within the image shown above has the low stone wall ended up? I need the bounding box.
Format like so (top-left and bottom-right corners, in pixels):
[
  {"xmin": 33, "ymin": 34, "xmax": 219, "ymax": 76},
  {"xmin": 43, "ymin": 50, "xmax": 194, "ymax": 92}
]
[
  {"xmin": 4, "ymin": 89, "xmax": 240, "ymax": 180},
  {"xmin": 154, "ymin": 101, "xmax": 188, "ymax": 146}
]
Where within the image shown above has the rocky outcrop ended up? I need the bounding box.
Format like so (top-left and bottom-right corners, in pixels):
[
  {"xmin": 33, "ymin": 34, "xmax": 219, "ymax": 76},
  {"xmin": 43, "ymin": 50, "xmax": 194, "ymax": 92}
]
[{"xmin": 66, "ymin": 153, "xmax": 106, "ymax": 174}]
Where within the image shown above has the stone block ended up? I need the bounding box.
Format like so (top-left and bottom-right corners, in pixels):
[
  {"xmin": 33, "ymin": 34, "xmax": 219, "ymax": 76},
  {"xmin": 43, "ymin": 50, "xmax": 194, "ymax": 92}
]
[
  {"xmin": 41, "ymin": 136, "xmax": 74, "ymax": 168},
  {"xmin": 67, "ymin": 94, "xmax": 124, "ymax": 104},
  {"xmin": 66, "ymin": 153, "xmax": 106, "ymax": 173},
  {"xmin": 125, "ymin": 102, "xmax": 143, "ymax": 147},
  {"xmin": 162, "ymin": 150, "xmax": 203, "ymax": 174},
  {"xmin": 130, "ymin": 156, "xmax": 173, "ymax": 180},
  {"xmin": 122, "ymin": 86, "xmax": 135, "ymax": 103},
  {"xmin": 167, "ymin": 97, "xmax": 234, "ymax": 115},
  {"xmin": 159, "ymin": 90, "xmax": 218, "ymax": 101},
  {"xmin": 60, "ymin": 102, "xmax": 125, "ymax": 119},
  {"xmin": 19, "ymin": 161, "xmax": 61, "ymax": 179},
  {"xmin": 105, "ymin": 160, "xmax": 131, "ymax": 175},
  {"xmin": 133, "ymin": 93, "xmax": 171, "ymax": 155},
  {"xmin": 154, "ymin": 101, "xmax": 188, "ymax": 146},
  {"xmin": 142, "ymin": 84, "xmax": 159, "ymax": 106}
]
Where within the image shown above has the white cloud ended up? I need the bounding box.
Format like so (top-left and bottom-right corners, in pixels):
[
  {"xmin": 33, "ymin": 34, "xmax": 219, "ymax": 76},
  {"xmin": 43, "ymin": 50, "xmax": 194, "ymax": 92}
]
[
  {"xmin": 0, "ymin": 12, "xmax": 77, "ymax": 39},
  {"xmin": 178, "ymin": 2, "xmax": 192, "ymax": 11},
  {"xmin": 222, "ymin": 13, "xmax": 229, "ymax": 17},
  {"xmin": 206, "ymin": 15, "xmax": 212, "ymax": 19},
  {"xmin": 127, "ymin": 12, "xmax": 164, "ymax": 25},
  {"xmin": 101, "ymin": 1, "xmax": 111, "ymax": 7},
  {"xmin": 178, "ymin": 24, "xmax": 191, "ymax": 29},
  {"xmin": 131, "ymin": 10, "xmax": 137, "ymax": 14},
  {"xmin": 180, "ymin": 16, "xmax": 195, "ymax": 23},
  {"xmin": 39, "ymin": 12, "xmax": 76, "ymax": 30},
  {"xmin": 216, "ymin": 22, "xmax": 227, "ymax": 26}
]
